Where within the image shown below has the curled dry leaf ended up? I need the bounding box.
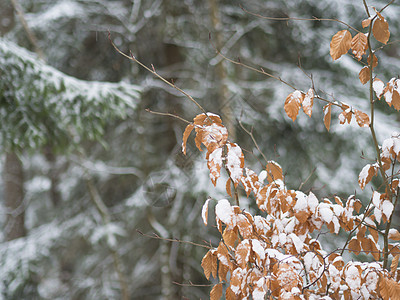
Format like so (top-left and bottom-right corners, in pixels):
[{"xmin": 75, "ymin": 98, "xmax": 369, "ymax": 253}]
[
  {"xmin": 284, "ymin": 90, "xmax": 304, "ymax": 121},
  {"xmin": 210, "ymin": 283, "xmax": 223, "ymax": 300},
  {"xmin": 354, "ymin": 109, "xmax": 370, "ymax": 128},
  {"xmin": 351, "ymin": 32, "xmax": 368, "ymax": 61},
  {"xmin": 338, "ymin": 103, "xmax": 352, "ymax": 125},
  {"xmin": 202, "ymin": 198, "xmax": 211, "ymax": 226},
  {"xmin": 265, "ymin": 160, "xmax": 283, "ymax": 183},
  {"xmin": 359, "ymin": 66, "xmax": 370, "ymax": 85},
  {"xmin": 373, "ymin": 13, "xmax": 390, "ymax": 44},
  {"xmin": 362, "ymin": 18, "xmax": 372, "ymax": 28},
  {"xmin": 323, "ymin": 103, "xmax": 332, "ymax": 131},
  {"xmin": 330, "ymin": 30, "xmax": 352, "ymax": 60}
]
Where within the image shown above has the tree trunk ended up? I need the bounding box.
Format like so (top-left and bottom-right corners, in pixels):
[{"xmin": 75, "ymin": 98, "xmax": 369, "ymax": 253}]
[{"xmin": 3, "ymin": 152, "xmax": 26, "ymax": 240}]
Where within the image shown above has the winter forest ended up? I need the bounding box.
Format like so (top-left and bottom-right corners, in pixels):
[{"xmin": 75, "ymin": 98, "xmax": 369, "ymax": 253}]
[{"xmin": 1, "ymin": 0, "xmax": 400, "ymax": 299}]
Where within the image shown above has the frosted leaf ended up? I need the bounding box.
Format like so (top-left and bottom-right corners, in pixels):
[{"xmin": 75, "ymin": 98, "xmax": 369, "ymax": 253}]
[
  {"xmin": 226, "ymin": 143, "xmax": 244, "ymax": 185},
  {"xmin": 307, "ymin": 192, "xmax": 319, "ymax": 213},
  {"xmin": 374, "ymin": 207, "xmax": 382, "ymax": 223},
  {"xmin": 294, "ymin": 191, "xmax": 308, "ymax": 211},
  {"xmin": 251, "ymin": 239, "xmax": 265, "ymax": 260},
  {"xmin": 258, "ymin": 170, "xmax": 267, "ymax": 183},
  {"xmin": 215, "ymin": 199, "xmax": 233, "ymax": 226},
  {"xmin": 345, "ymin": 264, "xmax": 361, "ymax": 290},
  {"xmin": 373, "ymin": 78, "xmax": 385, "ymax": 99},
  {"xmin": 289, "ymin": 233, "xmax": 304, "ymax": 253},
  {"xmin": 319, "ymin": 203, "xmax": 333, "ymax": 223},
  {"xmin": 382, "ymin": 200, "xmax": 394, "ymax": 219},
  {"xmin": 202, "ymin": 198, "xmax": 211, "ymax": 226}
]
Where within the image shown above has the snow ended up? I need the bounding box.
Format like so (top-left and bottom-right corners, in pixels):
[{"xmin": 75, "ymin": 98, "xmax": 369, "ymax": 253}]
[
  {"xmin": 318, "ymin": 203, "xmax": 333, "ymax": 223},
  {"xmin": 294, "ymin": 191, "xmax": 308, "ymax": 211},
  {"xmin": 289, "ymin": 233, "xmax": 304, "ymax": 253},
  {"xmin": 345, "ymin": 264, "xmax": 361, "ymax": 290},
  {"xmin": 215, "ymin": 199, "xmax": 233, "ymax": 226},
  {"xmin": 226, "ymin": 143, "xmax": 243, "ymax": 183},
  {"xmin": 381, "ymin": 200, "xmax": 394, "ymax": 219},
  {"xmin": 258, "ymin": 170, "xmax": 267, "ymax": 183},
  {"xmin": 373, "ymin": 78, "xmax": 385, "ymax": 98},
  {"xmin": 251, "ymin": 239, "xmax": 265, "ymax": 260}
]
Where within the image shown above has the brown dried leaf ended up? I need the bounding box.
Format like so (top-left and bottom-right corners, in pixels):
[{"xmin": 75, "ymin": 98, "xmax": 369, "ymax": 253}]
[
  {"xmin": 223, "ymin": 227, "xmax": 238, "ymax": 248},
  {"xmin": 202, "ymin": 198, "xmax": 210, "ymax": 226},
  {"xmin": 323, "ymin": 103, "xmax": 332, "ymax": 131},
  {"xmin": 392, "ymin": 90, "xmax": 400, "ymax": 111},
  {"xmin": 358, "ymin": 164, "xmax": 377, "ymax": 190},
  {"xmin": 338, "ymin": 103, "xmax": 352, "ymax": 124},
  {"xmin": 201, "ymin": 250, "xmax": 213, "ymax": 280},
  {"xmin": 349, "ymin": 238, "xmax": 361, "ymax": 255},
  {"xmin": 359, "ymin": 66, "xmax": 370, "ymax": 85},
  {"xmin": 266, "ymin": 161, "xmax": 283, "ymax": 183},
  {"xmin": 354, "ymin": 109, "xmax": 370, "ymax": 127},
  {"xmin": 330, "ymin": 30, "xmax": 352, "ymax": 60},
  {"xmin": 391, "ymin": 254, "xmax": 400, "ymax": 277},
  {"xmin": 368, "ymin": 53, "xmax": 378, "ymax": 68},
  {"xmin": 284, "ymin": 90, "xmax": 304, "ymax": 121},
  {"xmin": 235, "ymin": 240, "xmax": 251, "ymax": 268},
  {"xmin": 389, "ymin": 229, "xmax": 400, "ymax": 241},
  {"xmin": 373, "ymin": 15, "xmax": 390, "ymax": 44},
  {"xmin": 351, "ymin": 32, "xmax": 368, "ymax": 60},
  {"xmin": 362, "ymin": 18, "xmax": 371, "ymax": 28},
  {"xmin": 237, "ymin": 214, "xmax": 253, "ymax": 239},
  {"xmin": 210, "ymin": 283, "xmax": 223, "ymax": 300},
  {"xmin": 182, "ymin": 124, "xmax": 194, "ymax": 155},
  {"xmin": 207, "ymin": 148, "xmax": 223, "ymax": 186}
]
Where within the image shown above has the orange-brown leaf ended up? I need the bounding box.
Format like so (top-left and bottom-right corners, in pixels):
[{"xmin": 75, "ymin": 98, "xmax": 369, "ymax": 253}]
[
  {"xmin": 266, "ymin": 161, "xmax": 283, "ymax": 183},
  {"xmin": 202, "ymin": 198, "xmax": 211, "ymax": 226},
  {"xmin": 302, "ymin": 88, "xmax": 314, "ymax": 117},
  {"xmin": 389, "ymin": 229, "xmax": 400, "ymax": 241},
  {"xmin": 351, "ymin": 32, "xmax": 368, "ymax": 60},
  {"xmin": 368, "ymin": 53, "xmax": 378, "ymax": 68},
  {"xmin": 207, "ymin": 148, "xmax": 223, "ymax": 186},
  {"xmin": 348, "ymin": 238, "xmax": 361, "ymax": 255},
  {"xmin": 358, "ymin": 164, "xmax": 377, "ymax": 190},
  {"xmin": 362, "ymin": 18, "xmax": 371, "ymax": 28},
  {"xmin": 323, "ymin": 103, "xmax": 332, "ymax": 131},
  {"xmin": 338, "ymin": 103, "xmax": 352, "ymax": 125},
  {"xmin": 210, "ymin": 283, "xmax": 223, "ymax": 300},
  {"xmin": 391, "ymin": 255, "xmax": 400, "ymax": 277},
  {"xmin": 235, "ymin": 240, "xmax": 251, "ymax": 268},
  {"xmin": 201, "ymin": 251, "xmax": 213, "ymax": 280},
  {"xmin": 373, "ymin": 15, "xmax": 390, "ymax": 44},
  {"xmin": 223, "ymin": 228, "xmax": 238, "ymax": 247},
  {"xmin": 284, "ymin": 90, "xmax": 304, "ymax": 121},
  {"xmin": 182, "ymin": 124, "xmax": 194, "ymax": 155},
  {"xmin": 359, "ymin": 66, "xmax": 370, "ymax": 85},
  {"xmin": 392, "ymin": 90, "xmax": 400, "ymax": 111},
  {"xmin": 226, "ymin": 178, "xmax": 232, "ymax": 198},
  {"xmin": 237, "ymin": 214, "xmax": 253, "ymax": 239},
  {"xmin": 354, "ymin": 109, "xmax": 370, "ymax": 127},
  {"xmin": 330, "ymin": 30, "xmax": 352, "ymax": 60}
]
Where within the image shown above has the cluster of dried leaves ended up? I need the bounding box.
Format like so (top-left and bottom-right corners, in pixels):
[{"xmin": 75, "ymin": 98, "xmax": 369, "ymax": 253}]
[{"xmin": 180, "ymin": 6, "xmax": 400, "ymax": 300}]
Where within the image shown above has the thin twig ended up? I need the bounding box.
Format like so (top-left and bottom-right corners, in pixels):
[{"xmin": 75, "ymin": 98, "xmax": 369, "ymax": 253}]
[
  {"xmin": 239, "ymin": 4, "xmax": 360, "ymax": 33},
  {"xmin": 145, "ymin": 108, "xmax": 192, "ymax": 124},
  {"xmin": 109, "ymin": 33, "xmax": 210, "ymax": 121},
  {"xmin": 136, "ymin": 230, "xmax": 212, "ymax": 249}
]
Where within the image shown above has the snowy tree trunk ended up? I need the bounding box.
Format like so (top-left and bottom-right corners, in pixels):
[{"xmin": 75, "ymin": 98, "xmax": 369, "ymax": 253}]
[{"xmin": 3, "ymin": 152, "xmax": 26, "ymax": 240}]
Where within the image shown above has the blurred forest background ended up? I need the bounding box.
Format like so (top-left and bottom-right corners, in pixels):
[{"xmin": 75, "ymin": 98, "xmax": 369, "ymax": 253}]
[{"xmin": 0, "ymin": 0, "xmax": 399, "ymax": 299}]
